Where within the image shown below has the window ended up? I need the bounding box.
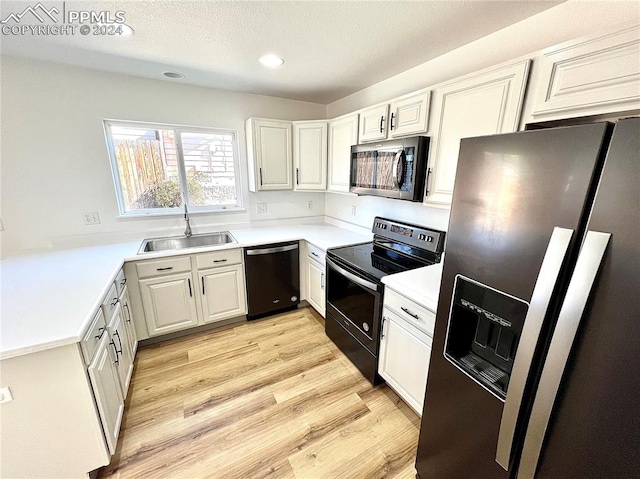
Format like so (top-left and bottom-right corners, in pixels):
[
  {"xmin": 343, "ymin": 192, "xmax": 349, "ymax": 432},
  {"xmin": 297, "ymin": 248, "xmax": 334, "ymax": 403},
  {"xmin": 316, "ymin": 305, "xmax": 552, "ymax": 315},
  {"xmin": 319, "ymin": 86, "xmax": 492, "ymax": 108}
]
[{"xmin": 103, "ymin": 120, "xmax": 242, "ymax": 216}]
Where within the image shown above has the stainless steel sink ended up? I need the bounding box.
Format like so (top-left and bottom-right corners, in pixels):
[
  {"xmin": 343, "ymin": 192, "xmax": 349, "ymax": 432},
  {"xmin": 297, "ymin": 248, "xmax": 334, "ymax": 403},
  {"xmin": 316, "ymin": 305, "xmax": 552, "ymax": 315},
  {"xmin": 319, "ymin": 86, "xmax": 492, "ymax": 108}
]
[{"xmin": 138, "ymin": 232, "xmax": 237, "ymax": 254}]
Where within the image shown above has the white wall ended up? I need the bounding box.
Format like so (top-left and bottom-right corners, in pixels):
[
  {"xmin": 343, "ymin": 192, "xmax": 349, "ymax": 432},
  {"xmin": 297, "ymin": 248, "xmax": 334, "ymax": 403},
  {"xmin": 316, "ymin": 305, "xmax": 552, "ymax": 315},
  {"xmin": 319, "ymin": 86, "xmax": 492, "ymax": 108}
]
[
  {"xmin": 0, "ymin": 57, "xmax": 326, "ymax": 257},
  {"xmin": 324, "ymin": 0, "xmax": 639, "ymax": 231}
]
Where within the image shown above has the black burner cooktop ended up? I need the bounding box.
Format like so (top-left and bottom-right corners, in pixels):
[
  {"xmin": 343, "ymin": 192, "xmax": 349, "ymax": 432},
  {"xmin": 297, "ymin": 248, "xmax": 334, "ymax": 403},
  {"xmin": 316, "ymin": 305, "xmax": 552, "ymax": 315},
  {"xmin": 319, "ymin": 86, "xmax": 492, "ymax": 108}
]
[{"xmin": 327, "ymin": 242, "xmax": 437, "ymax": 282}]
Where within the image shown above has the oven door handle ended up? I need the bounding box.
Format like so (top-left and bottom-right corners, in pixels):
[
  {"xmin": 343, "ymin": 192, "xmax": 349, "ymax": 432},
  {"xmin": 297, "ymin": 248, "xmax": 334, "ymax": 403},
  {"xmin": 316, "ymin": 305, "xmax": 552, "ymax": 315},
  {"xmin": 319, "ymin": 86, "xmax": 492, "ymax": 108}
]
[{"xmin": 326, "ymin": 258, "xmax": 378, "ymax": 293}]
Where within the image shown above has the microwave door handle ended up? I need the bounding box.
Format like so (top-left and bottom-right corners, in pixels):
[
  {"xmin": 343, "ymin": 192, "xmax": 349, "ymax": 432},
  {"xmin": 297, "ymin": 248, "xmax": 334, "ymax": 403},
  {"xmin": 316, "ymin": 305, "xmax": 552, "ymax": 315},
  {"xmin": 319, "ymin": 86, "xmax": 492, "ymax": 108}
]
[
  {"xmin": 392, "ymin": 149, "xmax": 406, "ymax": 189},
  {"xmin": 495, "ymin": 227, "xmax": 574, "ymax": 471},
  {"xmin": 517, "ymin": 231, "xmax": 611, "ymax": 479}
]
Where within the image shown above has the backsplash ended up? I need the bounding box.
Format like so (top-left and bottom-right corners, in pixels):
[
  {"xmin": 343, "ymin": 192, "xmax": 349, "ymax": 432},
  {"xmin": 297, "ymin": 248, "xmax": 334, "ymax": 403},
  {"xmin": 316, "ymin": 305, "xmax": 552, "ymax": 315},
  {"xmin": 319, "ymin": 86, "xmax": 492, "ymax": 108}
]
[{"xmin": 324, "ymin": 192, "xmax": 450, "ymax": 232}]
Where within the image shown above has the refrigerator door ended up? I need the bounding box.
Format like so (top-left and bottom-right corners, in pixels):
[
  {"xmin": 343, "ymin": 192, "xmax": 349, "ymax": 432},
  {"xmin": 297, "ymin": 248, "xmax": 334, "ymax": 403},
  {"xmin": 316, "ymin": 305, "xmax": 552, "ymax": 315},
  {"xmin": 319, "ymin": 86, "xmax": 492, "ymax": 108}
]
[
  {"xmin": 518, "ymin": 117, "xmax": 640, "ymax": 478},
  {"xmin": 416, "ymin": 123, "xmax": 611, "ymax": 479}
]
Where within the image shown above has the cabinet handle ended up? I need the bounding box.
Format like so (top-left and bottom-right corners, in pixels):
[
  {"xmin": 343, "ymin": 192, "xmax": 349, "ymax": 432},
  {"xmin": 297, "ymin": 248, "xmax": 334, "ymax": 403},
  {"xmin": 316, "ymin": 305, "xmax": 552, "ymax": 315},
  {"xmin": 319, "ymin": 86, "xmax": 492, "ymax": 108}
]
[
  {"xmin": 390, "ymin": 112, "xmax": 395, "ymax": 130},
  {"xmin": 425, "ymin": 167, "xmax": 433, "ymax": 196},
  {"xmin": 321, "ymin": 273, "xmax": 325, "ymax": 289},
  {"xmin": 110, "ymin": 340, "xmax": 119, "ymax": 365},
  {"xmin": 381, "ymin": 316, "xmax": 387, "ymax": 339},
  {"xmin": 113, "ymin": 330, "xmax": 123, "ymax": 355},
  {"xmin": 259, "ymin": 167, "xmax": 263, "ymax": 186},
  {"xmin": 156, "ymin": 266, "xmax": 174, "ymax": 271},
  {"xmin": 401, "ymin": 306, "xmax": 420, "ymax": 320},
  {"xmin": 202, "ymin": 277, "xmax": 205, "ymax": 295},
  {"xmin": 124, "ymin": 303, "xmax": 131, "ymax": 323},
  {"xmin": 110, "ymin": 298, "xmax": 119, "ymax": 307},
  {"xmin": 95, "ymin": 327, "xmax": 105, "ymax": 340},
  {"xmin": 310, "ymin": 251, "xmax": 319, "ymax": 258},
  {"xmin": 379, "ymin": 116, "xmax": 385, "ymax": 133},
  {"xmin": 213, "ymin": 259, "xmax": 227, "ymax": 263},
  {"xmin": 188, "ymin": 278, "xmax": 193, "ymax": 297},
  {"xmin": 120, "ymin": 278, "xmax": 127, "ymax": 286},
  {"xmin": 296, "ymin": 168, "xmax": 299, "ymax": 185}
]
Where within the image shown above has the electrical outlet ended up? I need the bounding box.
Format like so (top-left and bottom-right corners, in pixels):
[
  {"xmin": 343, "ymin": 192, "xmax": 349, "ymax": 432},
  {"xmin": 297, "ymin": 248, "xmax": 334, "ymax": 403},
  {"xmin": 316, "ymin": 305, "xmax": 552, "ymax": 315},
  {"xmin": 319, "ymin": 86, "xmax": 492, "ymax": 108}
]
[
  {"xmin": 0, "ymin": 387, "xmax": 13, "ymax": 404},
  {"xmin": 256, "ymin": 203, "xmax": 268, "ymax": 214},
  {"xmin": 82, "ymin": 212, "xmax": 101, "ymax": 225},
  {"xmin": 307, "ymin": 201, "xmax": 313, "ymax": 210},
  {"xmin": 351, "ymin": 205, "xmax": 357, "ymax": 216}
]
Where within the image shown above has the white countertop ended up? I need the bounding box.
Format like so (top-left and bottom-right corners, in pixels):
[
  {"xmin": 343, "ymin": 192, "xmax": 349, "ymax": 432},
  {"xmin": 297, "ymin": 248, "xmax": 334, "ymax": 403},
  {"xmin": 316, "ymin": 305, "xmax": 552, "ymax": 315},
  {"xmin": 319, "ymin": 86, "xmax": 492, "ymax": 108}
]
[
  {"xmin": 382, "ymin": 262, "xmax": 444, "ymax": 313},
  {"xmin": 1, "ymin": 224, "xmax": 371, "ymax": 360}
]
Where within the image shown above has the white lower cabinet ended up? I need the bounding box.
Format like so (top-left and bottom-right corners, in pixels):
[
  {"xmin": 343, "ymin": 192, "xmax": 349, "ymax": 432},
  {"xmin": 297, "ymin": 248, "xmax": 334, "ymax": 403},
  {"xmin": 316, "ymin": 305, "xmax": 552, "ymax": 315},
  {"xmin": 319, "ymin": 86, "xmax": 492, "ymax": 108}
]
[
  {"xmin": 120, "ymin": 286, "xmax": 138, "ymax": 356},
  {"xmin": 198, "ymin": 264, "xmax": 247, "ymax": 323},
  {"xmin": 133, "ymin": 249, "xmax": 247, "ymax": 338},
  {"xmin": 379, "ymin": 287, "xmax": 436, "ymax": 415},
  {"xmin": 87, "ymin": 335, "xmax": 124, "ymax": 455},
  {"xmin": 108, "ymin": 306, "xmax": 134, "ymax": 396},
  {"xmin": 304, "ymin": 243, "xmax": 326, "ymax": 317},
  {"xmin": 379, "ymin": 308, "xmax": 432, "ymax": 415},
  {"xmin": 307, "ymin": 257, "xmax": 325, "ymax": 317},
  {"xmin": 139, "ymin": 272, "xmax": 199, "ymax": 336}
]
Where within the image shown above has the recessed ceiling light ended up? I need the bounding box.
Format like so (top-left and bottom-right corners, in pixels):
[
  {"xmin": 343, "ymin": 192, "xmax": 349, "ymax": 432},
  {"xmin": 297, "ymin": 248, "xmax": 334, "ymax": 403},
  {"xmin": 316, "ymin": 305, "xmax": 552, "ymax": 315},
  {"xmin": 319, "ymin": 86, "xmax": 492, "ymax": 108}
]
[
  {"xmin": 259, "ymin": 54, "xmax": 285, "ymax": 68},
  {"xmin": 163, "ymin": 71, "xmax": 185, "ymax": 79}
]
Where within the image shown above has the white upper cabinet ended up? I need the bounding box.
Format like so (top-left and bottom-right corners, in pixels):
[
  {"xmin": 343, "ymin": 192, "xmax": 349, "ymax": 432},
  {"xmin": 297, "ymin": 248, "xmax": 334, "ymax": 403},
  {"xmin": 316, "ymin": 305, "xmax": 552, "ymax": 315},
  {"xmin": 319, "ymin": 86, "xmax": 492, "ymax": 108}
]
[
  {"xmin": 246, "ymin": 118, "xmax": 293, "ymax": 191},
  {"xmin": 358, "ymin": 89, "xmax": 431, "ymax": 143},
  {"xmin": 327, "ymin": 112, "xmax": 359, "ymax": 193},
  {"xmin": 293, "ymin": 121, "xmax": 328, "ymax": 191},
  {"xmin": 530, "ymin": 25, "xmax": 640, "ymax": 122},
  {"xmin": 389, "ymin": 88, "xmax": 431, "ymax": 138},
  {"xmin": 359, "ymin": 104, "xmax": 390, "ymax": 142},
  {"xmin": 425, "ymin": 60, "xmax": 530, "ymax": 207}
]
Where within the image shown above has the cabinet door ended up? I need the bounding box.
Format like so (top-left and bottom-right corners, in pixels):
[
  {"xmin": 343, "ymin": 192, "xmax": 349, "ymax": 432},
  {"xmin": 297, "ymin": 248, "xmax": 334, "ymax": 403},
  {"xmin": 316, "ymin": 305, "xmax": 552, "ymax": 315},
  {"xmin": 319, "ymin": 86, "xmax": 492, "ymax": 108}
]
[
  {"xmin": 389, "ymin": 89, "xmax": 431, "ymax": 138},
  {"xmin": 307, "ymin": 258, "xmax": 325, "ymax": 317},
  {"xmin": 249, "ymin": 118, "xmax": 293, "ymax": 191},
  {"xmin": 120, "ymin": 287, "xmax": 138, "ymax": 357},
  {"xmin": 531, "ymin": 26, "xmax": 640, "ymax": 121},
  {"xmin": 328, "ymin": 113, "xmax": 359, "ymax": 193},
  {"xmin": 425, "ymin": 60, "xmax": 530, "ymax": 207},
  {"xmin": 359, "ymin": 104, "xmax": 390, "ymax": 142},
  {"xmin": 109, "ymin": 308, "xmax": 134, "ymax": 397},
  {"xmin": 139, "ymin": 272, "xmax": 199, "ymax": 336},
  {"xmin": 378, "ymin": 310, "xmax": 432, "ymax": 415},
  {"xmin": 198, "ymin": 264, "xmax": 247, "ymax": 323},
  {"xmin": 293, "ymin": 121, "xmax": 328, "ymax": 191},
  {"xmin": 87, "ymin": 335, "xmax": 124, "ymax": 455}
]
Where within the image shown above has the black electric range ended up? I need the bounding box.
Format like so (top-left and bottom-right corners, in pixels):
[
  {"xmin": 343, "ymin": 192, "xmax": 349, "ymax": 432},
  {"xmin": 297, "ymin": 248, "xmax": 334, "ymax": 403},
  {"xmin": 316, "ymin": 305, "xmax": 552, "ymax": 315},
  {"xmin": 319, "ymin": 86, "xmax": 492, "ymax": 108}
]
[{"xmin": 325, "ymin": 217, "xmax": 445, "ymax": 384}]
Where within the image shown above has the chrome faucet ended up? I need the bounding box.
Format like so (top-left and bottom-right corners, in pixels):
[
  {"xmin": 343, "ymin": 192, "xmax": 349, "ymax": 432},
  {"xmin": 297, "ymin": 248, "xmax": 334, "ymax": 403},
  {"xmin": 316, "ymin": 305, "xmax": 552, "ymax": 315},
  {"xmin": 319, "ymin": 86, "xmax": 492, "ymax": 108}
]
[{"xmin": 183, "ymin": 204, "xmax": 192, "ymax": 237}]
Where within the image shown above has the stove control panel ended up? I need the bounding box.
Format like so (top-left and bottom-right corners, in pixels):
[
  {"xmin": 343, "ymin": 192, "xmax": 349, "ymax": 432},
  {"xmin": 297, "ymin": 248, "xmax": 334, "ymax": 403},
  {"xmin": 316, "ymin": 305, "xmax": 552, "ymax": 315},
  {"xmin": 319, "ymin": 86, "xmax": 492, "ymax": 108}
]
[{"xmin": 372, "ymin": 217, "xmax": 445, "ymax": 254}]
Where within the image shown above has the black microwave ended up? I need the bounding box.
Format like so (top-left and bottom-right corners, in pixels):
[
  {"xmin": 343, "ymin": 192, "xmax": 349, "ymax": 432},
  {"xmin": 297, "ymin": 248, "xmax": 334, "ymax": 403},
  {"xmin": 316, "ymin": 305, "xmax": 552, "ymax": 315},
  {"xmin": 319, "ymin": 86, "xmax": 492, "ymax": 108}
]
[{"xmin": 349, "ymin": 136, "xmax": 430, "ymax": 202}]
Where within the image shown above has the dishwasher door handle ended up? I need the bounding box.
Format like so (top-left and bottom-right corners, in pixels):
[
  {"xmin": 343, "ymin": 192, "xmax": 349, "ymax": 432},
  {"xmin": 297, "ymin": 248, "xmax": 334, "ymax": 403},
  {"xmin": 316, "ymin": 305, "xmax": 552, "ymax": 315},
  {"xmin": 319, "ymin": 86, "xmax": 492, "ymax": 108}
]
[{"xmin": 246, "ymin": 244, "xmax": 299, "ymax": 255}]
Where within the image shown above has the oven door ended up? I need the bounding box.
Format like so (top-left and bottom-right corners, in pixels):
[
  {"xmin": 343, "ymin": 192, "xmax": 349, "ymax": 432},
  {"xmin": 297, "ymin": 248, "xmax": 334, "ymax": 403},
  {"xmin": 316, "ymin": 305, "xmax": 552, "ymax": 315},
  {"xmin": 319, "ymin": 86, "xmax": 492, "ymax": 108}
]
[{"xmin": 326, "ymin": 257, "xmax": 382, "ymax": 354}]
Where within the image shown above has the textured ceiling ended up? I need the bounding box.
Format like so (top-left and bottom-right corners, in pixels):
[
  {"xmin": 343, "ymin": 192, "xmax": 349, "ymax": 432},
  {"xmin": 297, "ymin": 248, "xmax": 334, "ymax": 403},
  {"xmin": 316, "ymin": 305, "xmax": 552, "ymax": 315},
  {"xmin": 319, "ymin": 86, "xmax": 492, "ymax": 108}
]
[{"xmin": 1, "ymin": 1, "xmax": 564, "ymax": 103}]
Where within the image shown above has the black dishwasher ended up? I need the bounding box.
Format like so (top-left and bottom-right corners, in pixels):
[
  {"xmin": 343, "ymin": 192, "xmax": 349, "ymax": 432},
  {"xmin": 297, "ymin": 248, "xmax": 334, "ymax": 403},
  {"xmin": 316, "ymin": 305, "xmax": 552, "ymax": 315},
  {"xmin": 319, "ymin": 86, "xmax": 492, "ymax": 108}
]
[{"xmin": 244, "ymin": 241, "xmax": 300, "ymax": 320}]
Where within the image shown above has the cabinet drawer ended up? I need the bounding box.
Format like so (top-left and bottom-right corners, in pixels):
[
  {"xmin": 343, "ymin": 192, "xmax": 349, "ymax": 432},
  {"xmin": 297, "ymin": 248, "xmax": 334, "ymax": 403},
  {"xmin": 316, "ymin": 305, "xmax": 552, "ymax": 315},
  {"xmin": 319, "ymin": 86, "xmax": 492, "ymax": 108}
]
[
  {"xmin": 136, "ymin": 256, "xmax": 192, "ymax": 279},
  {"xmin": 81, "ymin": 308, "xmax": 107, "ymax": 365},
  {"xmin": 307, "ymin": 243, "xmax": 326, "ymax": 264},
  {"xmin": 384, "ymin": 288, "xmax": 435, "ymax": 337},
  {"xmin": 115, "ymin": 269, "xmax": 127, "ymax": 296},
  {"xmin": 101, "ymin": 282, "xmax": 120, "ymax": 320},
  {"xmin": 195, "ymin": 249, "xmax": 242, "ymax": 270}
]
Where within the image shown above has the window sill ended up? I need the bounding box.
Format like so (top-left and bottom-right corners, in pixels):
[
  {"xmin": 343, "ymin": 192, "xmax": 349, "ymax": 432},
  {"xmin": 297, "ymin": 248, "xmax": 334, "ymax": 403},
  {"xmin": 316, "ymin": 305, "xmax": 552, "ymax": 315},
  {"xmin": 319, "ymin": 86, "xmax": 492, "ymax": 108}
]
[{"xmin": 117, "ymin": 207, "xmax": 247, "ymax": 220}]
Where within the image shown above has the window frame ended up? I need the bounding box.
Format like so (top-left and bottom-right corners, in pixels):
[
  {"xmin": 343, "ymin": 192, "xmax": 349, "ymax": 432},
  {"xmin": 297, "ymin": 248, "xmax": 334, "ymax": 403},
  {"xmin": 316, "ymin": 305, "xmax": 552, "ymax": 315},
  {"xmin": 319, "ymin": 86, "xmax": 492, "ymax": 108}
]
[{"xmin": 103, "ymin": 119, "xmax": 244, "ymax": 217}]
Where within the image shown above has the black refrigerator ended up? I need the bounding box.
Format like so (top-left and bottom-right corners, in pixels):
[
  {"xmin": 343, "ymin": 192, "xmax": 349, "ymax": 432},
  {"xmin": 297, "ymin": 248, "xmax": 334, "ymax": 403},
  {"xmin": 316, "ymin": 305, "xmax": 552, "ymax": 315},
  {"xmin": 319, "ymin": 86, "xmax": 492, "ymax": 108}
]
[{"xmin": 416, "ymin": 117, "xmax": 639, "ymax": 479}]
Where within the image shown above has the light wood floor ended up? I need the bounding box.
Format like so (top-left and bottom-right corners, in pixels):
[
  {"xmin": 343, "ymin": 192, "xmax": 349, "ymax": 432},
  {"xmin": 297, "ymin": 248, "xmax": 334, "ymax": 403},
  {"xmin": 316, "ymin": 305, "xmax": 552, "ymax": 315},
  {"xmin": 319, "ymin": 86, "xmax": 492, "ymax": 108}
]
[{"xmin": 100, "ymin": 307, "xmax": 420, "ymax": 479}]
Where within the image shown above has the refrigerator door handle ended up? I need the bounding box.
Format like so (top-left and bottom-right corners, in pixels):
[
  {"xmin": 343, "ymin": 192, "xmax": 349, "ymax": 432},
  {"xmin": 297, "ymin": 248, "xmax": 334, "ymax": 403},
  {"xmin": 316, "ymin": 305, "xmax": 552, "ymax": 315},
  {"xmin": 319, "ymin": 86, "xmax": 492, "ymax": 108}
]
[
  {"xmin": 517, "ymin": 231, "xmax": 611, "ymax": 479},
  {"xmin": 495, "ymin": 227, "xmax": 574, "ymax": 471}
]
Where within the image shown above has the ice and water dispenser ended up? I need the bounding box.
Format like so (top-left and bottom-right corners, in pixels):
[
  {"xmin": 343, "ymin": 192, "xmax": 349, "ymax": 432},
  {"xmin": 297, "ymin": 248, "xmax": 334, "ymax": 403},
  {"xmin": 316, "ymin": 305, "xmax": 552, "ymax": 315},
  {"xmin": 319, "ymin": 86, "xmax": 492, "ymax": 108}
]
[{"xmin": 444, "ymin": 276, "xmax": 529, "ymax": 399}]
